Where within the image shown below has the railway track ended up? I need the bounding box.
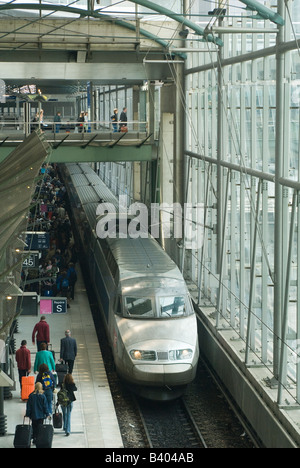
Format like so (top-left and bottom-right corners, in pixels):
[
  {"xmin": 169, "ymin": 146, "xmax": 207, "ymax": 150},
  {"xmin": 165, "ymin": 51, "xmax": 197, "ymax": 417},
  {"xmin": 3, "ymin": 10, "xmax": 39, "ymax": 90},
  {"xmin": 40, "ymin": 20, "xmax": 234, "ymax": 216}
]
[{"xmin": 135, "ymin": 396, "xmax": 207, "ymax": 449}]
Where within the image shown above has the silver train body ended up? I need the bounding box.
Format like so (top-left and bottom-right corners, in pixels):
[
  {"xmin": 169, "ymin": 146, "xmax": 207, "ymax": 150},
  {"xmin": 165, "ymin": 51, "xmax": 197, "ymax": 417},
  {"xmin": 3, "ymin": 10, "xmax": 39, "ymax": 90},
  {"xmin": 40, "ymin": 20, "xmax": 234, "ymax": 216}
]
[{"xmin": 62, "ymin": 163, "xmax": 199, "ymax": 400}]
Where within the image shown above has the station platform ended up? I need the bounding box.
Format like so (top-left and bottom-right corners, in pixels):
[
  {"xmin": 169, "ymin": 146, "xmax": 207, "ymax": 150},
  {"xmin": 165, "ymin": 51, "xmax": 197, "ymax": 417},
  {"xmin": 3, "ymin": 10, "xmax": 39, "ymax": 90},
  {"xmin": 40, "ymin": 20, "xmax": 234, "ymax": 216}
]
[{"xmin": 0, "ymin": 267, "xmax": 124, "ymax": 449}]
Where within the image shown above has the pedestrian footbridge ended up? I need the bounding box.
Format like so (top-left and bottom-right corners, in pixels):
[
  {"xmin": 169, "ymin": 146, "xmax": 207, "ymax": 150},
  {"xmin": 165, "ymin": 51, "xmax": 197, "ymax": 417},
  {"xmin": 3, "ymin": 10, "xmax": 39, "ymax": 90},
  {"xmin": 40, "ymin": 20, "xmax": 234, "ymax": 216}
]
[{"xmin": 0, "ymin": 125, "xmax": 155, "ymax": 164}]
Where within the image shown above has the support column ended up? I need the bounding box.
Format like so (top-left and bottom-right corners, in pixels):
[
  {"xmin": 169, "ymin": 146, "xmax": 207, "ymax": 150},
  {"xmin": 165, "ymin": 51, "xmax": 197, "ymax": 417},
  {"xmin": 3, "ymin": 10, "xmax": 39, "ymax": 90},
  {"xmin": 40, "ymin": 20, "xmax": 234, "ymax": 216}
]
[
  {"xmin": 0, "ymin": 387, "xmax": 6, "ymax": 436},
  {"xmin": 174, "ymin": 63, "xmax": 185, "ymax": 207},
  {"xmin": 23, "ymin": 102, "xmax": 31, "ymax": 136},
  {"xmin": 0, "ymin": 341, "xmax": 7, "ymax": 436},
  {"xmin": 132, "ymin": 86, "xmax": 139, "ymax": 132},
  {"xmin": 87, "ymin": 81, "xmax": 93, "ymax": 133},
  {"xmin": 216, "ymin": 8, "xmax": 225, "ymax": 274},
  {"xmin": 160, "ymin": 85, "xmax": 175, "ymax": 208},
  {"xmin": 133, "ymin": 162, "xmax": 141, "ymax": 201},
  {"xmin": 273, "ymin": 0, "xmax": 285, "ymax": 380},
  {"xmin": 160, "ymin": 112, "xmax": 174, "ymax": 207}
]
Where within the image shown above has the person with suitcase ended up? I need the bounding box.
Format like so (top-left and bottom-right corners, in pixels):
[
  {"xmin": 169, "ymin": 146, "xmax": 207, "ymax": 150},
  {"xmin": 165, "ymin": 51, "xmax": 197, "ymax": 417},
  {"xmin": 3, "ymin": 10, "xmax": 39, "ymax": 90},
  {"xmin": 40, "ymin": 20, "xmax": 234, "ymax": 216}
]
[
  {"xmin": 15, "ymin": 340, "xmax": 31, "ymax": 393},
  {"xmin": 34, "ymin": 342, "xmax": 56, "ymax": 373},
  {"xmin": 59, "ymin": 329, "xmax": 77, "ymax": 374},
  {"xmin": 25, "ymin": 382, "xmax": 51, "ymax": 445}
]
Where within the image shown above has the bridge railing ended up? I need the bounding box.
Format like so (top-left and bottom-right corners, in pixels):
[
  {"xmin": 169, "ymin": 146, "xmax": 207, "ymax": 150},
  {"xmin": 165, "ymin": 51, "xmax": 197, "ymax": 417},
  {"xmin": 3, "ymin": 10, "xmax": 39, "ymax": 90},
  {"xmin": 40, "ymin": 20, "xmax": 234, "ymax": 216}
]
[{"xmin": 0, "ymin": 119, "xmax": 149, "ymax": 135}]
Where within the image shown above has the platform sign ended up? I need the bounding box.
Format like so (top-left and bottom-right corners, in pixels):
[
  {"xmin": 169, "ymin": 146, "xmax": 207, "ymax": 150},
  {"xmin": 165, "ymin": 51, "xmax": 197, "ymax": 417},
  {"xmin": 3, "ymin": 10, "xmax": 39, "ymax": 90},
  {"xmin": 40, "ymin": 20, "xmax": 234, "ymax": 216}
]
[
  {"xmin": 39, "ymin": 297, "xmax": 67, "ymax": 315},
  {"xmin": 22, "ymin": 251, "xmax": 39, "ymax": 269},
  {"xmin": 40, "ymin": 299, "xmax": 52, "ymax": 315},
  {"xmin": 24, "ymin": 232, "xmax": 50, "ymax": 250},
  {"xmin": 53, "ymin": 299, "xmax": 67, "ymax": 314}
]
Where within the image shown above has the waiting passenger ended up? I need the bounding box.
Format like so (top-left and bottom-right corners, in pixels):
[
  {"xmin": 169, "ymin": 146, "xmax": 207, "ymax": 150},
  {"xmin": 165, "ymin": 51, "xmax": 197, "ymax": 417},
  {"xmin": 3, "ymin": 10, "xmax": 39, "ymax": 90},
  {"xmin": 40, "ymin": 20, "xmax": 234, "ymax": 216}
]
[{"xmin": 54, "ymin": 111, "xmax": 61, "ymax": 133}]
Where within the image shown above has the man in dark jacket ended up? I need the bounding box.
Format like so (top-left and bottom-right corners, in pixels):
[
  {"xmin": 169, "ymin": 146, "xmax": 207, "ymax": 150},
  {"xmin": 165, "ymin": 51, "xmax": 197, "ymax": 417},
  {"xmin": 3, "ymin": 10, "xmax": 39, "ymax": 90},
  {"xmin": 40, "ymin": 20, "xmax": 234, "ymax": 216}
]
[
  {"xmin": 119, "ymin": 107, "xmax": 127, "ymax": 131},
  {"xmin": 60, "ymin": 330, "xmax": 77, "ymax": 374}
]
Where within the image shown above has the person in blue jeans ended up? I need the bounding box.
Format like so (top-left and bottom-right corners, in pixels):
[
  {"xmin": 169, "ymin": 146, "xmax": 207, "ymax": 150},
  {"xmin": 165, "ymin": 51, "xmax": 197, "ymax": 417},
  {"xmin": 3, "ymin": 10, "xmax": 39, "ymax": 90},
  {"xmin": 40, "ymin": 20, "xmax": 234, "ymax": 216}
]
[
  {"xmin": 26, "ymin": 382, "xmax": 51, "ymax": 444},
  {"xmin": 36, "ymin": 364, "xmax": 56, "ymax": 416},
  {"xmin": 61, "ymin": 373, "xmax": 77, "ymax": 436},
  {"xmin": 111, "ymin": 108, "xmax": 118, "ymax": 132}
]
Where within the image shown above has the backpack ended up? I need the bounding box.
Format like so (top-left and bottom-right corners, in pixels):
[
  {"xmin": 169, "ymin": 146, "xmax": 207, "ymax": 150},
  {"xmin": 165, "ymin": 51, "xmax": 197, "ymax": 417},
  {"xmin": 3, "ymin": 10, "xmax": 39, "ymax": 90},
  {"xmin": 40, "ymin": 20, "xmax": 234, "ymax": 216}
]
[
  {"xmin": 61, "ymin": 278, "xmax": 69, "ymax": 289},
  {"xmin": 57, "ymin": 385, "xmax": 70, "ymax": 407},
  {"xmin": 69, "ymin": 269, "xmax": 77, "ymax": 283},
  {"xmin": 42, "ymin": 373, "xmax": 53, "ymax": 390}
]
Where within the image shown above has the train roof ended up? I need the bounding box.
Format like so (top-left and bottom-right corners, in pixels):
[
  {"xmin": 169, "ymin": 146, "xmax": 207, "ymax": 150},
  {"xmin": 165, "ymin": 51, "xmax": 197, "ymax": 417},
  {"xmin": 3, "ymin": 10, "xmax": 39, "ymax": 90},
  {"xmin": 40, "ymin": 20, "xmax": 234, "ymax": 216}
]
[
  {"xmin": 108, "ymin": 236, "xmax": 185, "ymax": 285},
  {"xmin": 66, "ymin": 163, "xmax": 118, "ymax": 208},
  {"xmin": 65, "ymin": 163, "xmax": 187, "ymax": 292}
]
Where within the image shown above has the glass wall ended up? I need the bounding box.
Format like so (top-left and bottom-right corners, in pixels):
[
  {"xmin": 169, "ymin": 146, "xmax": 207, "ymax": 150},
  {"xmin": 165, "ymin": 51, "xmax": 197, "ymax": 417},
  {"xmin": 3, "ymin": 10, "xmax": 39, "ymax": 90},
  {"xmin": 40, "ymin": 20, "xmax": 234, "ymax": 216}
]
[{"xmin": 184, "ymin": 0, "xmax": 300, "ymax": 405}]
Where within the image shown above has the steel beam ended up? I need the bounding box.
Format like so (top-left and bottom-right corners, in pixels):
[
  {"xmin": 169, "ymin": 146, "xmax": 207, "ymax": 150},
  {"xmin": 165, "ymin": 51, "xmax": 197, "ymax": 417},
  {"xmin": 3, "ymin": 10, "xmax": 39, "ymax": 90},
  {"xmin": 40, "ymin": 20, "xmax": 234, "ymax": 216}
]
[
  {"xmin": 127, "ymin": 0, "xmax": 223, "ymax": 46},
  {"xmin": 0, "ymin": 3, "xmax": 186, "ymax": 58},
  {"xmin": 0, "ymin": 144, "xmax": 153, "ymax": 164},
  {"xmin": 240, "ymin": 0, "xmax": 284, "ymax": 25}
]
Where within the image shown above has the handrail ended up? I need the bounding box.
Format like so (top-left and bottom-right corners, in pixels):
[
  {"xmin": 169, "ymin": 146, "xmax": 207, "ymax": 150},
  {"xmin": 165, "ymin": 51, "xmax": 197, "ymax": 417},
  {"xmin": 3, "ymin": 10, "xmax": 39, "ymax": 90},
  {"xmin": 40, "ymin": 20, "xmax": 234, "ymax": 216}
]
[{"xmin": 0, "ymin": 119, "xmax": 148, "ymax": 134}]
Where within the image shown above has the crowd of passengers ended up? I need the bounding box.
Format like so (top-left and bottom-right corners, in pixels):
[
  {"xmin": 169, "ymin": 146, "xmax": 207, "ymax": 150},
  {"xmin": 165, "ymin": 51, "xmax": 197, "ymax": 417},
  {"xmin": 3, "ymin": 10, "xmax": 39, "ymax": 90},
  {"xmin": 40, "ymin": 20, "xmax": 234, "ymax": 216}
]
[{"xmin": 22, "ymin": 163, "xmax": 78, "ymax": 303}]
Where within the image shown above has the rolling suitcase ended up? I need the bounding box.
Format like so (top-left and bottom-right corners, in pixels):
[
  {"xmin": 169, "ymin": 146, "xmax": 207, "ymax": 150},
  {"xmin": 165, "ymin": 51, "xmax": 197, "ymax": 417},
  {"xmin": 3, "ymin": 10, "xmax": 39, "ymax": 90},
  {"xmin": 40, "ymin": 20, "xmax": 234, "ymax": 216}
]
[
  {"xmin": 14, "ymin": 418, "xmax": 32, "ymax": 448},
  {"xmin": 55, "ymin": 362, "xmax": 68, "ymax": 386},
  {"xmin": 48, "ymin": 343, "xmax": 55, "ymax": 361},
  {"xmin": 35, "ymin": 419, "xmax": 54, "ymax": 448},
  {"xmin": 53, "ymin": 407, "xmax": 63, "ymax": 429},
  {"xmin": 21, "ymin": 375, "xmax": 35, "ymax": 401}
]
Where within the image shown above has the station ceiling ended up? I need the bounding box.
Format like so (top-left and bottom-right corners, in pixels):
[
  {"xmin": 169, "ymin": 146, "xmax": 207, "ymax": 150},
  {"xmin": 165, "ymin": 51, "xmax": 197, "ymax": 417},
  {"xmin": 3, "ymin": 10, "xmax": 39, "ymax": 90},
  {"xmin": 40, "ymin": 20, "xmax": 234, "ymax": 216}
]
[
  {"xmin": 0, "ymin": 1, "xmax": 281, "ymax": 96},
  {"xmin": 0, "ymin": 0, "xmax": 214, "ymax": 95}
]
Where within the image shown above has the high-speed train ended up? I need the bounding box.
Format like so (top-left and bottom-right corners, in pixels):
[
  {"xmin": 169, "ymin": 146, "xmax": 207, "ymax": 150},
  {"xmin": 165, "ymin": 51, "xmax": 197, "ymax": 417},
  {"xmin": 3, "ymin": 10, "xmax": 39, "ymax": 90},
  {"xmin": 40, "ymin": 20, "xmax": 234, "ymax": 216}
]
[{"xmin": 61, "ymin": 163, "xmax": 199, "ymax": 400}]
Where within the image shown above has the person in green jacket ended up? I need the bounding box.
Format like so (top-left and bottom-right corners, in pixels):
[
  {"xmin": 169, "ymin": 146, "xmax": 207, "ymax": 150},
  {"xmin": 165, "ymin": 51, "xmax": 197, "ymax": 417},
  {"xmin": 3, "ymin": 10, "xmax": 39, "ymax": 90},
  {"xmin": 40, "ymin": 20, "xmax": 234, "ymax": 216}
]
[{"xmin": 34, "ymin": 342, "xmax": 55, "ymax": 373}]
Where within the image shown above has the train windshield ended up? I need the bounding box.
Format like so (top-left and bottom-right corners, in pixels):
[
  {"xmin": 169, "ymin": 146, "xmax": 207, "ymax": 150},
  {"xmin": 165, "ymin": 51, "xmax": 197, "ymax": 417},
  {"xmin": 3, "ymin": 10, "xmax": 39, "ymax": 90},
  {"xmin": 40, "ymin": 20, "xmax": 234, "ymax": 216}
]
[
  {"xmin": 124, "ymin": 297, "xmax": 154, "ymax": 318},
  {"xmin": 159, "ymin": 296, "xmax": 185, "ymax": 318}
]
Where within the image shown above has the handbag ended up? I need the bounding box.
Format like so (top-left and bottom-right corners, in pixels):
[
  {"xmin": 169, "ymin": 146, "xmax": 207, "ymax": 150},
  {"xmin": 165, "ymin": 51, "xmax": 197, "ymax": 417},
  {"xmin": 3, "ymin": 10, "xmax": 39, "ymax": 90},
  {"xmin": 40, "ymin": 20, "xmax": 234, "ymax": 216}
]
[{"xmin": 121, "ymin": 126, "xmax": 128, "ymax": 133}]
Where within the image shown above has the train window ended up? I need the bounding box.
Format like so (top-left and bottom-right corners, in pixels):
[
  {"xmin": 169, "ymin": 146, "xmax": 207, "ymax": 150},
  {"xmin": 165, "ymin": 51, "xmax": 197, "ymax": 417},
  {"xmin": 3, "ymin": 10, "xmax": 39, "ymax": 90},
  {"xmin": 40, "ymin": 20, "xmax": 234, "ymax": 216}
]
[
  {"xmin": 159, "ymin": 296, "xmax": 185, "ymax": 318},
  {"xmin": 124, "ymin": 297, "xmax": 154, "ymax": 318}
]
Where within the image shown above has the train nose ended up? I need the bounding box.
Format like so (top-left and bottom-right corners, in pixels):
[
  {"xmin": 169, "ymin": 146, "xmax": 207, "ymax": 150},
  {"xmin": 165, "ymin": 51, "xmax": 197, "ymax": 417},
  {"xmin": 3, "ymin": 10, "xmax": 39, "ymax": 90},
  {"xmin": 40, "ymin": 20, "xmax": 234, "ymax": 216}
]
[{"xmin": 132, "ymin": 363, "xmax": 194, "ymax": 386}]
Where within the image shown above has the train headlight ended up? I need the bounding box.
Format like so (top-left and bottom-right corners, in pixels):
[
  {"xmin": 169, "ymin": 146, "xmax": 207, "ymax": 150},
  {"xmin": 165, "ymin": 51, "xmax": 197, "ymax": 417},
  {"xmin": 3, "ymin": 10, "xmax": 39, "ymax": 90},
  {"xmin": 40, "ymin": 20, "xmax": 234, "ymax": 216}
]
[
  {"xmin": 130, "ymin": 350, "xmax": 157, "ymax": 361},
  {"xmin": 169, "ymin": 349, "xmax": 193, "ymax": 361}
]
